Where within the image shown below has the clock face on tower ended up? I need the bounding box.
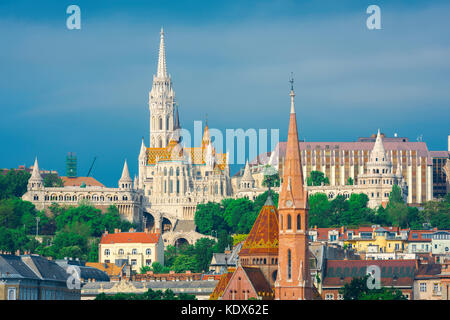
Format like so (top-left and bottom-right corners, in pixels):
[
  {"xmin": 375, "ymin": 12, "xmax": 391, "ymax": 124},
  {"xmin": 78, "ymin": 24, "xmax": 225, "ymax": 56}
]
[{"xmin": 285, "ymin": 200, "xmax": 293, "ymax": 208}]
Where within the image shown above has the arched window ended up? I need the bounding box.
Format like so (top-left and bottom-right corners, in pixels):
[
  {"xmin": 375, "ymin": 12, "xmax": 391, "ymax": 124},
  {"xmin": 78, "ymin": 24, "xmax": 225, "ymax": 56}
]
[
  {"xmin": 287, "ymin": 215, "xmax": 292, "ymax": 230},
  {"xmin": 132, "ymin": 249, "xmax": 137, "ymax": 255},
  {"xmin": 104, "ymin": 249, "xmax": 110, "ymax": 256},
  {"xmin": 146, "ymin": 249, "xmax": 151, "ymax": 255},
  {"xmin": 169, "ymin": 168, "xmax": 173, "ymax": 176},
  {"xmin": 159, "ymin": 117, "xmax": 162, "ymax": 130},
  {"xmin": 297, "ymin": 214, "xmax": 301, "ymax": 231},
  {"xmin": 164, "ymin": 168, "xmax": 167, "ymax": 176},
  {"xmin": 118, "ymin": 249, "xmax": 124, "ymax": 255},
  {"xmin": 287, "ymin": 249, "xmax": 292, "ymax": 280}
]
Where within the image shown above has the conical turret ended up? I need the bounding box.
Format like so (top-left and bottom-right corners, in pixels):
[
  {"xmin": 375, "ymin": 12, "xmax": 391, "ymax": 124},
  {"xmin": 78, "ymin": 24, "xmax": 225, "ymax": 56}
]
[
  {"xmin": 28, "ymin": 157, "xmax": 44, "ymax": 190},
  {"xmin": 240, "ymin": 160, "xmax": 255, "ymax": 189},
  {"xmin": 119, "ymin": 160, "xmax": 132, "ymax": 189}
]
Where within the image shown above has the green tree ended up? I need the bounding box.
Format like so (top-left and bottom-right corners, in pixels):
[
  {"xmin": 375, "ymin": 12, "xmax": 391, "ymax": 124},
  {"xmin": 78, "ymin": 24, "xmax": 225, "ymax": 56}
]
[
  {"xmin": 346, "ymin": 177, "xmax": 354, "ymax": 185},
  {"xmin": 339, "ymin": 275, "xmax": 406, "ymax": 300},
  {"xmin": 43, "ymin": 174, "xmax": 64, "ymax": 187},
  {"xmin": 307, "ymin": 171, "xmax": 329, "ymax": 186},
  {"xmin": 262, "ymin": 169, "xmax": 280, "ymax": 188},
  {"xmin": 0, "ymin": 170, "xmax": 31, "ymax": 199}
]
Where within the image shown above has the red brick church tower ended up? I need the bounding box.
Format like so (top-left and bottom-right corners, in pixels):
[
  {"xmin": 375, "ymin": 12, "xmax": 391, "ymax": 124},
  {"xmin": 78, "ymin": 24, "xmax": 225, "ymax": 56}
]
[{"xmin": 274, "ymin": 78, "xmax": 313, "ymax": 300}]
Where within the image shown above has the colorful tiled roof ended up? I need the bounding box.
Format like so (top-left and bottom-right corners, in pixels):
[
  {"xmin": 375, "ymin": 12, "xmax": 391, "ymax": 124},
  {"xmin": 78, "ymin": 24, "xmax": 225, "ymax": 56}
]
[
  {"xmin": 100, "ymin": 232, "xmax": 160, "ymax": 244},
  {"xmin": 239, "ymin": 195, "xmax": 279, "ymax": 256},
  {"xmin": 209, "ymin": 270, "xmax": 234, "ymax": 300}
]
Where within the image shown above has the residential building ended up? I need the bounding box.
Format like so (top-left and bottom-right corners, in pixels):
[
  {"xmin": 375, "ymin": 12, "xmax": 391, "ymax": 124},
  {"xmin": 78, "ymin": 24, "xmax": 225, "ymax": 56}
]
[
  {"xmin": 99, "ymin": 229, "xmax": 164, "ymax": 274},
  {"xmin": 431, "ymin": 231, "xmax": 450, "ymax": 255},
  {"xmin": 0, "ymin": 254, "xmax": 80, "ymax": 300}
]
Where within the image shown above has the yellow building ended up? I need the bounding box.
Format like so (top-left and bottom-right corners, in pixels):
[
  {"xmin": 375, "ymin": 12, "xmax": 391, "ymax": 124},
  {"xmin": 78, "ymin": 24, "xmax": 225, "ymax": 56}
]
[
  {"xmin": 344, "ymin": 227, "xmax": 406, "ymax": 254},
  {"xmin": 99, "ymin": 229, "xmax": 164, "ymax": 273}
]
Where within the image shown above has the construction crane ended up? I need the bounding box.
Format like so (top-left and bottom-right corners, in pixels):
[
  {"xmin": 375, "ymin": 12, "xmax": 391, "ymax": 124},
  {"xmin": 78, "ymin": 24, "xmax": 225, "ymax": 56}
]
[{"xmin": 86, "ymin": 156, "xmax": 97, "ymax": 177}]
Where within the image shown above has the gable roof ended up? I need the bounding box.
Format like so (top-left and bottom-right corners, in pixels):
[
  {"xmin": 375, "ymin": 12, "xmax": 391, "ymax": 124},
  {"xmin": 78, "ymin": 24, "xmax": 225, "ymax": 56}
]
[
  {"xmin": 100, "ymin": 232, "xmax": 161, "ymax": 244},
  {"xmin": 210, "ymin": 270, "xmax": 234, "ymax": 300}
]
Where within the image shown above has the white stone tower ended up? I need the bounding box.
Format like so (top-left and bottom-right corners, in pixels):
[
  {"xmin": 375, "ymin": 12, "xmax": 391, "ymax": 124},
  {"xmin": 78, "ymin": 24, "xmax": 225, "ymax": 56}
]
[
  {"xmin": 119, "ymin": 160, "xmax": 133, "ymax": 190},
  {"xmin": 149, "ymin": 28, "xmax": 176, "ymax": 148},
  {"xmin": 28, "ymin": 157, "xmax": 44, "ymax": 190}
]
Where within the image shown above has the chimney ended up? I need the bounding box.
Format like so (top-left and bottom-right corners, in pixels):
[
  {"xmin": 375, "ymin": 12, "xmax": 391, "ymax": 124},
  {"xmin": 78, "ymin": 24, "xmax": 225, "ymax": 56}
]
[
  {"xmin": 104, "ymin": 230, "xmax": 108, "ymax": 235},
  {"xmin": 186, "ymin": 270, "xmax": 191, "ymax": 274},
  {"xmin": 169, "ymin": 270, "xmax": 175, "ymax": 274},
  {"xmin": 144, "ymin": 228, "xmax": 149, "ymax": 234},
  {"xmin": 129, "ymin": 228, "xmax": 134, "ymax": 233},
  {"xmin": 114, "ymin": 228, "xmax": 119, "ymax": 233}
]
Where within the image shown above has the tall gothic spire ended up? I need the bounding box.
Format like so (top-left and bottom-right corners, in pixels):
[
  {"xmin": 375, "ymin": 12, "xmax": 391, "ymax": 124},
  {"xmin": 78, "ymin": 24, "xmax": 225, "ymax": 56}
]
[
  {"xmin": 279, "ymin": 79, "xmax": 306, "ymax": 210},
  {"xmin": 157, "ymin": 27, "xmax": 167, "ymax": 78}
]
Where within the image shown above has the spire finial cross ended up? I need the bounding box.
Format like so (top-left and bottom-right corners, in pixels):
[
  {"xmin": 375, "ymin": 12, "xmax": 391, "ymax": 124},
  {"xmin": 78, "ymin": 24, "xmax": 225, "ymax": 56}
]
[{"xmin": 289, "ymin": 72, "xmax": 294, "ymax": 91}]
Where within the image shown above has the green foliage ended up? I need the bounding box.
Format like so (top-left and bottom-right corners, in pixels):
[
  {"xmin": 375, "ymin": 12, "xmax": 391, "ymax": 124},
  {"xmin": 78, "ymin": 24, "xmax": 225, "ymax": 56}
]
[
  {"xmin": 339, "ymin": 275, "xmax": 406, "ymax": 300},
  {"xmin": 0, "ymin": 170, "xmax": 31, "ymax": 200},
  {"xmin": 43, "ymin": 174, "xmax": 64, "ymax": 187},
  {"xmin": 233, "ymin": 234, "xmax": 248, "ymax": 245},
  {"xmin": 194, "ymin": 190, "xmax": 278, "ymax": 236},
  {"xmin": 307, "ymin": 171, "xmax": 329, "ymax": 186},
  {"xmin": 346, "ymin": 177, "xmax": 354, "ymax": 185},
  {"xmin": 95, "ymin": 288, "xmax": 196, "ymax": 300},
  {"xmin": 262, "ymin": 168, "xmax": 280, "ymax": 188}
]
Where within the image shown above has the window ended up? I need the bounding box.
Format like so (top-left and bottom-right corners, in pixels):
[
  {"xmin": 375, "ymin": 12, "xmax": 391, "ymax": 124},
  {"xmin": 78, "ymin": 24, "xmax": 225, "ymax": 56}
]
[
  {"xmin": 104, "ymin": 249, "xmax": 110, "ymax": 256},
  {"xmin": 146, "ymin": 248, "xmax": 152, "ymax": 255},
  {"xmin": 118, "ymin": 249, "xmax": 124, "ymax": 255},
  {"xmin": 146, "ymin": 259, "xmax": 152, "ymax": 266},
  {"xmin": 420, "ymin": 283, "xmax": 427, "ymax": 292},
  {"xmin": 297, "ymin": 214, "xmax": 301, "ymax": 231},
  {"xmin": 132, "ymin": 249, "xmax": 137, "ymax": 255},
  {"xmin": 287, "ymin": 249, "xmax": 292, "ymax": 280},
  {"xmin": 337, "ymin": 294, "xmax": 343, "ymax": 300},
  {"xmin": 325, "ymin": 293, "xmax": 334, "ymax": 300},
  {"xmin": 131, "ymin": 259, "xmax": 137, "ymax": 266},
  {"xmin": 287, "ymin": 215, "xmax": 292, "ymax": 230}
]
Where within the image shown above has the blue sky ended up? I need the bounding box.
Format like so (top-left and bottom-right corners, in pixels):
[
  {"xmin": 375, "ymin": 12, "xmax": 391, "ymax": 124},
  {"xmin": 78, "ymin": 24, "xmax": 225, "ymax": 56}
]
[{"xmin": 0, "ymin": 0, "xmax": 449, "ymax": 187}]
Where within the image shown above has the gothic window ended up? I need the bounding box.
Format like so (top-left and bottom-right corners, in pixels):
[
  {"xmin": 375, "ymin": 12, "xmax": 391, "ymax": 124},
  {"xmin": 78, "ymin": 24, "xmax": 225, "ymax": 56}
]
[
  {"xmin": 169, "ymin": 168, "xmax": 173, "ymax": 176},
  {"xmin": 34, "ymin": 195, "xmax": 39, "ymax": 201},
  {"xmin": 297, "ymin": 214, "xmax": 301, "ymax": 231},
  {"xmin": 164, "ymin": 168, "xmax": 167, "ymax": 176},
  {"xmin": 176, "ymin": 168, "xmax": 180, "ymax": 176},
  {"xmin": 159, "ymin": 117, "xmax": 162, "ymax": 130},
  {"xmin": 123, "ymin": 196, "xmax": 128, "ymax": 201},
  {"xmin": 287, "ymin": 214, "xmax": 292, "ymax": 230},
  {"xmin": 280, "ymin": 215, "xmax": 283, "ymax": 231},
  {"xmin": 166, "ymin": 116, "xmax": 169, "ymax": 131},
  {"xmin": 169, "ymin": 180, "xmax": 173, "ymax": 193},
  {"xmin": 287, "ymin": 249, "xmax": 292, "ymax": 280},
  {"xmin": 176, "ymin": 180, "xmax": 180, "ymax": 193}
]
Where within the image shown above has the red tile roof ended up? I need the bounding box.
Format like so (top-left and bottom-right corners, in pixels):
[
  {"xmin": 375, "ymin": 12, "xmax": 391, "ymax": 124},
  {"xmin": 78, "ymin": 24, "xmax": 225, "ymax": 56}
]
[
  {"xmin": 61, "ymin": 176, "xmax": 105, "ymax": 187},
  {"xmin": 100, "ymin": 232, "xmax": 160, "ymax": 244},
  {"xmin": 407, "ymin": 230, "xmax": 434, "ymax": 242}
]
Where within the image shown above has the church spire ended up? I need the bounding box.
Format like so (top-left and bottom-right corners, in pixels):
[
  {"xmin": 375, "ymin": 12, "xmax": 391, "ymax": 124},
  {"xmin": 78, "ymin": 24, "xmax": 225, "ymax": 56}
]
[
  {"xmin": 157, "ymin": 27, "xmax": 167, "ymax": 78},
  {"xmin": 279, "ymin": 76, "xmax": 306, "ymax": 210}
]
